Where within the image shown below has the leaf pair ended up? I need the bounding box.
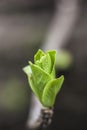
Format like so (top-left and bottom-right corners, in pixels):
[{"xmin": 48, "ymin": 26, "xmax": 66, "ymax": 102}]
[{"xmin": 23, "ymin": 49, "xmax": 64, "ymax": 107}]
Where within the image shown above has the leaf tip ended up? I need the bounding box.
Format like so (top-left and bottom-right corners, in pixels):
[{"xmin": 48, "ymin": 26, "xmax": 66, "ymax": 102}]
[{"xmin": 23, "ymin": 65, "xmax": 32, "ymax": 76}]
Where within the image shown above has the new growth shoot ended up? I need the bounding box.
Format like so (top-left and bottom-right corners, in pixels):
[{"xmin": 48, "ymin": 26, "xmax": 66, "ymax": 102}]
[{"xmin": 23, "ymin": 49, "xmax": 64, "ymax": 128}]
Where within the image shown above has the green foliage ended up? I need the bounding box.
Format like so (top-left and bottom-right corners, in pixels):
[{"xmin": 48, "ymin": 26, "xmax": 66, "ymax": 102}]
[{"xmin": 23, "ymin": 49, "xmax": 64, "ymax": 107}]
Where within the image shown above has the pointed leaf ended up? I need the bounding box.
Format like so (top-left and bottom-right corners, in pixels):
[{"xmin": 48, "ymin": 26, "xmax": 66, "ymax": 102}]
[
  {"xmin": 36, "ymin": 54, "xmax": 52, "ymax": 74},
  {"xmin": 29, "ymin": 62, "xmax": 52, "ymax": 101},
  {"xmin": 42, "ymin": 75, "xmax": 64, "ymax": 107},
  {"xmin": 23, "ymin": 65, "xmax": 32, "ymax": 76},
  {"xmin": 47, "ymin": 50, "xmax": 56, "ymax": 78},
  {"xmin": 34, "ymin": 49, "xmax": 45, "ymax": 63}
]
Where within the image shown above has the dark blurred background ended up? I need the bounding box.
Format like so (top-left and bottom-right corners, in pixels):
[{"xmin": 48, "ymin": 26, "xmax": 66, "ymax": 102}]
[{"xmin": 0, "ymin": 0, "xmax": 87, "ymax": 130}]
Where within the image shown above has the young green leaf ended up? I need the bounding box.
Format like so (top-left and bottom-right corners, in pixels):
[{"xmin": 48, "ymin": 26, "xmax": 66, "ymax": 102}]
[
  {"xmin": 42, "ymin": 75, "xmax": 64, "ymax": 107},
  {"xmin": 27, "ymin": 62, "xmax": 52, "ymax": 101},
  {"xmin": 34, "ymin": 49, "xmax": 45, "ymax": 63},
  {"xmin": 34, "ymin": 49, "xmax": 56, "ymax": 77},
  {"xmin": 23, "ymin": 65, "xmax": 32, "ymax": 76},
  {"xmin": 47, "ymin": 50, "xmax": 56, "ymax": 78}
]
